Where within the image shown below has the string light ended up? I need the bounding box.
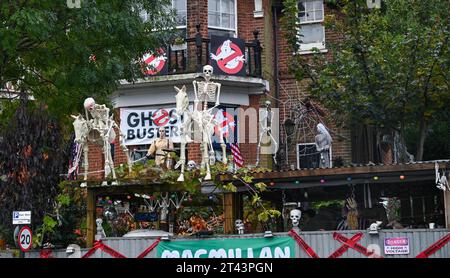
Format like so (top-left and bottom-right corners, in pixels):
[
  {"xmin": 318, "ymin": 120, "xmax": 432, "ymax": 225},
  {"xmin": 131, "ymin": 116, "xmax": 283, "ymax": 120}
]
[
  {"xmin": 320, "ymin": 179, "xmax": 325, "ymax": 184},
  {"xmin": 400, "ymin": 175, "xmax": 405, "ymax": 180},
  {"xmin": 373, "ymin": 176, "xmax": 379, "ymax": 181},
  {"xmin": 347, "ymin": 177, "xmax": 352, "ymax": 181},
  {"xmin": 127, "ymin": 195, "xmax": 131, "ymax": 200},
  {"xmin": 294, "ymin": 180, "xmax": 300, "ymax": 184},
  {"xmin": 269, "ymin": 181, "xmax": 275, "ymax": 186}
]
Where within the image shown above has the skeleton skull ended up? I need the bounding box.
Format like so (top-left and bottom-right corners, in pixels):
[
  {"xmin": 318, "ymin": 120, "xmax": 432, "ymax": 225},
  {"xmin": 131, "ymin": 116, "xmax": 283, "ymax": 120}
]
[
  {"xmin": 235, "ymin": 219, "xmax": 244, "ymax": 234},
  {"xmin": 187, "ymin": 160, "xmax": 197, "ymax": 171},
  {"xmin": 290, "ymin": 209, "xmax": 302, "ymax": 228},
  {"xmin": 203, "ymin": 65, "xmax": 213, "ymax": 80},
  {"xmin": 84, "ymin": 97, "xmax": 96, "ymax": 110}
]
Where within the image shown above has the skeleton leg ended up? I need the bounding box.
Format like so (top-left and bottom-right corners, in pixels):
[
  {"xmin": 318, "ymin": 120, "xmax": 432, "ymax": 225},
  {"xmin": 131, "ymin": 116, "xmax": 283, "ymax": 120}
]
[
  {"xmin": 255, "ymin": 129, "xmax": 267, "ymax": 167},
  {"xmin": 203, "ymin": 136, "xmax": 212, "ymax": 180},
  {"xmin": 176, "ymin": 133, "xmax": 186, "ymax": 182},
  {"xmin": 267, "ymin": 131, "xmax": 279, "ymax": 164},
  {"xmin": 81, "ymin": 143, "xmax": 89, "ymax": 187},
  {"xmin": 219, "ymin": 124, "xmax": 227, "ymax": 164}
]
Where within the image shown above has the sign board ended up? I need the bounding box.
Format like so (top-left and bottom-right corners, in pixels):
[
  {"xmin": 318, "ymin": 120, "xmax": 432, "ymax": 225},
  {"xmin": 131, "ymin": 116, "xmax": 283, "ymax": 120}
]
[
  {"xmin": 18, "ymin": 226, "xmax": 33, "ymax": 252},
  {"xmin": 210, "ymin": 36, "xmax": 246, "ymax": 76},
  {"xmin": 143, "ymin": 48, "xmax": 168, "ymax": 76},
  {"xmin": 120, "ymin": 106, "xmax": 183, "ymax": 145},
  {"xmin": 12, "ymin": 211, "xmax": 31, "ymax": 225},
  {"xmin": 157, "ymin": 237, "xmax": 295, "ymax": 258},
  {"xmin": 384, "ymin": 237, "xmax": 410, "ymax": 255}
]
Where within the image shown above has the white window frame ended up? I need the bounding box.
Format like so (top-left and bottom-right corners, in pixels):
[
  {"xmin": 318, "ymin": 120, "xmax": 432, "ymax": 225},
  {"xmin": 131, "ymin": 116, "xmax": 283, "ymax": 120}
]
[
  {"xmin": 296, "ymin": 143, "xmax": 332, "ymax": 169},
  {"xmin": 208, "ymin": 0, "xmax": 238, "ymax": 37},
  {"xmin": 297, "ymin": 0, "xmax": 327, "ymax": 54}
]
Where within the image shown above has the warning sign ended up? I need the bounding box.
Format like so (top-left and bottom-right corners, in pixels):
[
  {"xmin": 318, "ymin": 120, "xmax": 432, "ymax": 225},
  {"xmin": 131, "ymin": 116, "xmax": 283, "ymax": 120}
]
[
  {"xmin": 143, "ymin": 48, "xmax": 168, "ymax": 76},
  {"xmin": 384, "ymin": 237, "xmax": 410, "ymax": 255},
  {"xmin": 210, "ymin": 36, "xmax": 246, "ymax": 76}
]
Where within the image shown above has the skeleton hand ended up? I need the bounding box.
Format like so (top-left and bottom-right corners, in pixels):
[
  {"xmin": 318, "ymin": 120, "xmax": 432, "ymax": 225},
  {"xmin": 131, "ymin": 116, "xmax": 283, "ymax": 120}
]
[{"xmin": 346, "ymin": 197, "xmax": 357, "ymax": 210}]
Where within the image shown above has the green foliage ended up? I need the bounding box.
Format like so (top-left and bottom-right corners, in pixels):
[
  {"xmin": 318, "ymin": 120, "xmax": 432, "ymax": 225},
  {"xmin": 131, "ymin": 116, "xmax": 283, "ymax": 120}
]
[
  {"xmin": 0, "ymin": 0, "xmax": 177, "ymax": 127},
  {"xmin": 281, "ymin": 0, "xmax": 449, "ymax": 159}
]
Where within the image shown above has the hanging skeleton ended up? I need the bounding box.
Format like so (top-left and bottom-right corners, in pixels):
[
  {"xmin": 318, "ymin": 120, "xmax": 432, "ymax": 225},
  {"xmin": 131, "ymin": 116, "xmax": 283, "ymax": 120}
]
[
  {"xmin": 435, "ymin": 162, "xmax": 449, "ymax": 191},
  {"xmin": 70, "ymin": 98, "xmax": 132, "ymax": 186},
  {"xmin": 256, "ymin": 100, "xmax": 278, "ymax": 166},
  {"xmin": 174, "ymin": 66, "xmax": 228, "ymax": 182}
]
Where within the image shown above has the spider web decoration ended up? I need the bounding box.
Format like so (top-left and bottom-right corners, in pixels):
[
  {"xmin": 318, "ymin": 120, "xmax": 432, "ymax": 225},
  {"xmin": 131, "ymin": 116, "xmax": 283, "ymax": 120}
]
[{"xmin": 263, "ymin": 71, "xmax": 331, "ymax": 168}]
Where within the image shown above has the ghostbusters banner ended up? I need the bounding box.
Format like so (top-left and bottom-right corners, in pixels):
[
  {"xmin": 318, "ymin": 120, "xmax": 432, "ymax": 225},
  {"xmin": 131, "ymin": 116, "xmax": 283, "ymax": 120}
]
[
  {"xmin": 210, "ymin": 36, "xmax": 246, "ymax": 76},
  {"xmin": 120, "ymin": 106, "xmax": 182, "ymax": 145}
]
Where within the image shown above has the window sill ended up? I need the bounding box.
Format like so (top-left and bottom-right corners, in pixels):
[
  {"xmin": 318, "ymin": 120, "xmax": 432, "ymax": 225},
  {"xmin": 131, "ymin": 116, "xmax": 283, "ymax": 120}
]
[{"xmin": 296, "ymin": 48, "xmax": 328, "ymax": 55}]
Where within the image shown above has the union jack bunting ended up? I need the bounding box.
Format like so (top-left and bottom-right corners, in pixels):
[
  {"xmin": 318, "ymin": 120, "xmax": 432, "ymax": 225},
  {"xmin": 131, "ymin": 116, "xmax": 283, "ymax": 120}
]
[{"xmin": 230, "ymin": 143, "xmax": 244, "ymax": 168}]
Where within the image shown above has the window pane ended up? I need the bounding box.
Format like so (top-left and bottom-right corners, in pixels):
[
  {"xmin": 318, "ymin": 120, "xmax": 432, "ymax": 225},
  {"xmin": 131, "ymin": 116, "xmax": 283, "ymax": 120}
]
[
  {"xmin": 208, "ymin": 12, "xmax": 220, "ymax": 27},
  {"xmin": 314, "ymin": 0, "xmax": 323, "ymax": 11},
  {"xmin": 221, "ymin": 0, "xmax": 231, "ymax": 13},
  {"xmin": 305, "ymin": 11, "xmax": 313, "ymax": 22},
  {"xmin": 315, "ymin": 10, "xmax": 323, "ymax": 21},
  {"xmin": 208, "ymin": 0, "xmax": 220, "ymax": 12},
  {"xmin": 220, "ymin": 14, "xmax": 233, "ymax": 28},
  {"xmin": 208, "ymin": 28, "xmax": 235, "ymax": 38},
  {"xmin": 305, "ymin": 1, "xmax": 314, "ymax": 11},
  {"xmin": 299, "ymin": 24, "xmax": 324, "ymax": 44}
]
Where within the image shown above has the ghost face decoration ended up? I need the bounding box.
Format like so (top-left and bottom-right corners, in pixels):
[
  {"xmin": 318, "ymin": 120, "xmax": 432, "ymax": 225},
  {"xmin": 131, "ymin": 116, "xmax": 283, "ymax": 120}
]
[
  {"xmin": 290, "ymin": 209, "xmax": 301, "ymax": 228},
  {"xmin": 203, "ymin": 65, "xmax": 213, "ymax": 80}
]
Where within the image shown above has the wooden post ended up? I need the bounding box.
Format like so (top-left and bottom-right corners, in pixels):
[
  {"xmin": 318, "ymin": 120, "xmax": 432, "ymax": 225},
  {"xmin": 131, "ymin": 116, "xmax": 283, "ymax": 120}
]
[
  {"xmin": 223, "ymin": 193, "xmax": 242, "ymax": 234},
  {"xmin": 444, "ymin": 190, "xmax": 450, "ymax": 229},
  {"xmin": 86, "ymin": 188, "xmax": 96, "ymax": 247}
]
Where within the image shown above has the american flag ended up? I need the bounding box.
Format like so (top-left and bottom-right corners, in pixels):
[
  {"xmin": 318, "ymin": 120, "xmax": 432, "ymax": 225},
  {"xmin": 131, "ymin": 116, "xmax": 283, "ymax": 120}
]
[{"xmin": 230, "ymin": 143, "xmax": 244, "ymax": 168}]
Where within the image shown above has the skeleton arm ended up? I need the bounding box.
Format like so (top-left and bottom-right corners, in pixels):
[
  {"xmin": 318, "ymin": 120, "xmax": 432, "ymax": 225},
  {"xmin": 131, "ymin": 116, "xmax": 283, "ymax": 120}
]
[
  {"xmin": 207, "ymin": 82, "xmax": 221, "ymax": 113},
  {"xmin": 192, "ymin": 80, "xmax": 199, "ymax": 106}
]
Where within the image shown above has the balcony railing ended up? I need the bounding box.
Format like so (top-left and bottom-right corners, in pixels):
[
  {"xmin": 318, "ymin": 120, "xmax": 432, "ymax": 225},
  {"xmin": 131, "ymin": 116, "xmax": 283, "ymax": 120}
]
[{"xmin": 166, "ymin": 24, "xmax": 262, "ymax": 78}]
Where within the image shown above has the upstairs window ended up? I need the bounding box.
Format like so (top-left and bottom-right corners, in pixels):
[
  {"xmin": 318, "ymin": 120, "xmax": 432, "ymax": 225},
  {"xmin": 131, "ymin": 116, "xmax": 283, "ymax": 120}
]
[
  {"xmin": 208, "ymin": 0, "xmax": 237, "ymax": 37},
  {"xmin": 140, "ymin": 0, "xmax": 186, "ymax": 28},
  {"xmin": 297, "ymin": 0, "xmax": 326, "ymax": 53}
]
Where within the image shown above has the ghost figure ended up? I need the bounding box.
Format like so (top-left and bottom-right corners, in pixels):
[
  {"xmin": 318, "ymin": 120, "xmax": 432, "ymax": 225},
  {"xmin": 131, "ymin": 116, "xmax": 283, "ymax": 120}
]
[
  {"xmin": 66, "ymin": 244, "xmax": 81, "ymax": 258},
  {"xmin": 95, "ymin": 218, "xmax": 106, "ymax": 240},
  {"xmin": 315, "ymin": 123, "xmax": 332, "ymax": 168},
  {"xmin": 235, "ymin": 219, "xmax": 244, "ymax": 235},
  {"xmin": 290, "ymin": 209, "xmax": 302, "ymax": 229}
]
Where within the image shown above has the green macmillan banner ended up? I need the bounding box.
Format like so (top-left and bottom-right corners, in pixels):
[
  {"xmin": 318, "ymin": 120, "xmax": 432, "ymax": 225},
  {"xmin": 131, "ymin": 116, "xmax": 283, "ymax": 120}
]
[{"xmin": 157, "ymin": 237, "xmax": 296, "ymax": 258}]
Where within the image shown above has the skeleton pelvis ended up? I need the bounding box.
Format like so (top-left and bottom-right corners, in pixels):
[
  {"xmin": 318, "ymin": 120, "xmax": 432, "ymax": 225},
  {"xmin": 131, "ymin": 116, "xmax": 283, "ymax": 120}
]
[{"xmin": 88, "ymin": 128, "xmax": 116, "ymax": 145}]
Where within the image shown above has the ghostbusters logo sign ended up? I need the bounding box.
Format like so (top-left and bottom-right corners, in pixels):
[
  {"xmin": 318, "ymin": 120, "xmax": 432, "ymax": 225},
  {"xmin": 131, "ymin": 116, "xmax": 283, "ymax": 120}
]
[
  {"xmin": 210, "ymin": 36, "xmax": 246, "ymax": 76},
  {"xmin": 143, "ymin": 48, "xmax": 168, "ymax": 76}
]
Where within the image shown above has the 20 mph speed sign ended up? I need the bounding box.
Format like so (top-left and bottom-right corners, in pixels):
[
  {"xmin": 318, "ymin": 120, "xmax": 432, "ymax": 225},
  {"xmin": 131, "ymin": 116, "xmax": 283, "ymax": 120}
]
[{"xmin": 18, "ymin": 226, "xmax": 32, "ymax": 252}]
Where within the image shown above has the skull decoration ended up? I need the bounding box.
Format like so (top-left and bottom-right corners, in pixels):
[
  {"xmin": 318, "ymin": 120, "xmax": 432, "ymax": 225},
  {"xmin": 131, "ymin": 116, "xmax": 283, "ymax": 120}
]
[
  {"xmin": 95, "ymin": 218, "xmax": 105, "ymax": 240},
  {"xmin": 203, "ymin": 65, "xmax": 213, "ymax": 80},
  {"xmin": 187, "ymin": 160, "xmax": 198, "ymax": 171},
  {"xmin": 290, "ymin": 209, "xmax": 302, "ymax": 228},
  {"xmin": 235, "ymin": 219, "xmax": 244, "ymax": 235},
  {"xmin": 84, "ymin": 97, "xmax": 96, "ymax": 110}
]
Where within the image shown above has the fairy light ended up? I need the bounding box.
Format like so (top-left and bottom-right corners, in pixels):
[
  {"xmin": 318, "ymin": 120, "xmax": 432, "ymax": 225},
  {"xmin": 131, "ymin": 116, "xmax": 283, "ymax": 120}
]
[
  {"xmin": 320, "ymin": 179, "xmax": 325, "ymax": 184},
  {"xmin": 269, "ymin": 181, "xmax": 275, "ymax": 186},
  {"xmin": 400, "ymin": 175, "xmax": 405, "ymax": 180},
  {"xmin": 373, "ymin": 176, "xmax": 379, "ymax": 181},
  {"xmin": 294, "ymin": 180, "xmax": 300, "ymax": 184}
]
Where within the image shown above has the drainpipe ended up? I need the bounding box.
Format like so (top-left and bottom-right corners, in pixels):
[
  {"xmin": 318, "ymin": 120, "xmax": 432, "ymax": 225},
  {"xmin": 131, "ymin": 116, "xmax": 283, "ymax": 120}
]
[{"xmin": 271, "ymin": 4, "xmax": 281, "ymax": 109}]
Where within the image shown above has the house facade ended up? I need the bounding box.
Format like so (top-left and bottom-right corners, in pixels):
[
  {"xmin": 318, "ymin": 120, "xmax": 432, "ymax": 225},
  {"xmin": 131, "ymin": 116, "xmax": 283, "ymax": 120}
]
[{"xmin": 86, "ymin": 0, "xmax": 352, "ymax": 178}]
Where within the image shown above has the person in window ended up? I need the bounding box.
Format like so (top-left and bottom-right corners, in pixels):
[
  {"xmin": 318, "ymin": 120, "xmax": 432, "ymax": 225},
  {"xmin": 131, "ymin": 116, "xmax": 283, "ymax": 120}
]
[{"xmin": 146, "ymin": 127, "xmax": 174, "ymax": 169}]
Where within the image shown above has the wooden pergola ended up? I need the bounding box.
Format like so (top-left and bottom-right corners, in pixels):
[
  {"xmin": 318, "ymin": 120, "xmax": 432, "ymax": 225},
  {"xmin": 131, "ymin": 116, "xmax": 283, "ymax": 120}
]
[
  {"xmin": 75, "ymin": 161, "xmax": 450, "ymax": 246},
  {"xmin": 208, "ymin": 161, "xmax": 450, "ymax": 231}
]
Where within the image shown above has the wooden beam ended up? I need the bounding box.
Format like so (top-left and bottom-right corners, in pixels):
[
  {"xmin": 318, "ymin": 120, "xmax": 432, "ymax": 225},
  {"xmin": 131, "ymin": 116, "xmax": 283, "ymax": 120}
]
[
  {"xmin": 223, "ymin": 193, "xmax": 240, "ymax": 234},
  {"xmin": 86, "ymin": 188, "xmax": 96, "ymax": 248},
  {"xmin": 444, "ymin": 190, "xmax": 450, "ymax": 229},
  {"xmin": 219, "ymin": 161, "xmax": 450, "ymax": 182}
]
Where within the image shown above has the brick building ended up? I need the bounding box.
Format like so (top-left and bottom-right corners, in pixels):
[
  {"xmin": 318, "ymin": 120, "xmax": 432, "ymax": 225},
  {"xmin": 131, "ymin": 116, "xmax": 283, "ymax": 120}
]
[{"xmin": 85, "ymin": 0, "xmax": 352, "ymax": 179}]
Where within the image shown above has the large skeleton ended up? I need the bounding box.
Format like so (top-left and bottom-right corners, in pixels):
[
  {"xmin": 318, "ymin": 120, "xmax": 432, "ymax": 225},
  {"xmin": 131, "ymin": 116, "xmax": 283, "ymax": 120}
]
[
  {"xmin": 70, "ymin": 98, "xmax": 132, "ymax": 186},
  {"xmin": 256, "ymin": 100, "xmax": 278, "ymax": 166},
  {"xmin": 174, "ymin": 65, "xmax": 227, "ymax": 182}
]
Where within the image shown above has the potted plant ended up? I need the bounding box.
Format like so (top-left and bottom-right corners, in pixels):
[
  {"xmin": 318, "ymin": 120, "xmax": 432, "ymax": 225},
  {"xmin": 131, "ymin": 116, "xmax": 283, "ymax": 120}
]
[{"xmin": 171, "ymin": 36, "xmax": 187, "ymax": 51}]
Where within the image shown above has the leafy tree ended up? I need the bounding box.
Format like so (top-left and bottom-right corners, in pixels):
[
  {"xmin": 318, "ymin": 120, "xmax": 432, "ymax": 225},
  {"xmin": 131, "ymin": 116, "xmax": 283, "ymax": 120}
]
[
  {"xmin": 0, "ymin": 0, "xmax": 177, "ymax": 244},
  {"xmin": 0, "ymin": 0, "xmax": 176, "ymax": 121},
  {"xmin": 281, "ymin": 0, "xmax": 449, "ymax": 161}
]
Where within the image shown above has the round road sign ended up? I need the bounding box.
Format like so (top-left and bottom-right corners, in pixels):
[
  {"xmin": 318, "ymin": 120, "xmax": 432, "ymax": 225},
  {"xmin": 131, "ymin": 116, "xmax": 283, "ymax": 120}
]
[{"xmin": 18, "ymin": 226, "xmax": 32, "ymax": 252}]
